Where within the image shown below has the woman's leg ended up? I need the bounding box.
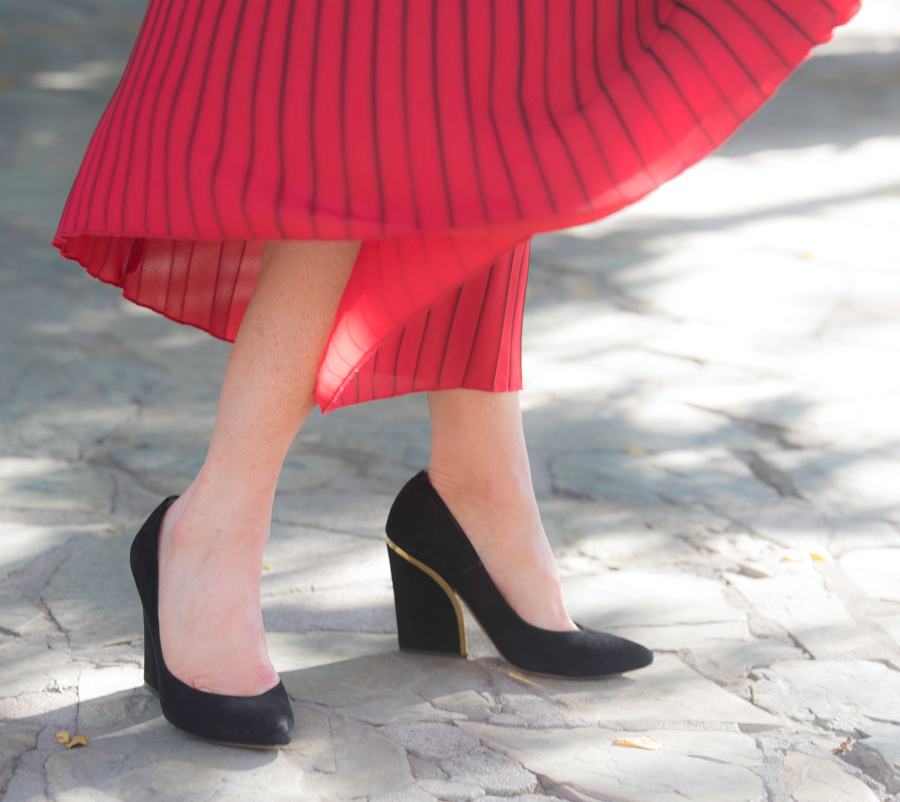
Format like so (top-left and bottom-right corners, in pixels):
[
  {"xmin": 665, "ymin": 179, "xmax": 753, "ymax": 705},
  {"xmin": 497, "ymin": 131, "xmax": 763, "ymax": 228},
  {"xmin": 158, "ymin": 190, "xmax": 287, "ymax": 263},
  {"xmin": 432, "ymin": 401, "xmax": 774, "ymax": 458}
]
[
  {"xmin": 427, "ymin": 390, "xmax": 578, "ymax": 632},
  {"xmin": 157, "ymin": 240, "xmax": 360, "ymax": 696}
]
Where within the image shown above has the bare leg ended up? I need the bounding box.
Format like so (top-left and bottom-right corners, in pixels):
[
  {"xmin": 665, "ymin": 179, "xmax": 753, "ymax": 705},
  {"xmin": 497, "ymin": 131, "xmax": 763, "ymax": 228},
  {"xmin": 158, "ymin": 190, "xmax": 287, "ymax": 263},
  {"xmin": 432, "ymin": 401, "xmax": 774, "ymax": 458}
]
[
  {"xmin": 427, "ymin": 390, "xmax": 578, "ymax": 632},
  {"xmin": 157, "ymin": 240, "xmax": 360, "ymax": 696}
]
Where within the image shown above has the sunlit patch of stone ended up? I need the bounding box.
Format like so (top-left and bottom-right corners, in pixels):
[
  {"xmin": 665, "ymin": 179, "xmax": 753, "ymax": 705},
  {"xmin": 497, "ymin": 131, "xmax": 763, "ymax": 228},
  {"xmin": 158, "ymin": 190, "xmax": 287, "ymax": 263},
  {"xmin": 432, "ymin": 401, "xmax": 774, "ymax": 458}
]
[{"xmin": 31, "ymin": 61, "xmax": 126, "ymax": 92}]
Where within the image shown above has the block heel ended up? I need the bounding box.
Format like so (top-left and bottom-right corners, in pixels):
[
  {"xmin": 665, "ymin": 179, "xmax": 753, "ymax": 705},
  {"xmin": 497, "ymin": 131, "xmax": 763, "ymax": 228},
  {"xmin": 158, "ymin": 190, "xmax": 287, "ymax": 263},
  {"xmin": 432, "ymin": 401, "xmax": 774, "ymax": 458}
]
[
  {"xmin": 143, "ymin": 615, "xmax": 159, "ymax": 691},
  {"xmin": 387, "ymin": 539, "xmax": 467, "ymax": 657}
]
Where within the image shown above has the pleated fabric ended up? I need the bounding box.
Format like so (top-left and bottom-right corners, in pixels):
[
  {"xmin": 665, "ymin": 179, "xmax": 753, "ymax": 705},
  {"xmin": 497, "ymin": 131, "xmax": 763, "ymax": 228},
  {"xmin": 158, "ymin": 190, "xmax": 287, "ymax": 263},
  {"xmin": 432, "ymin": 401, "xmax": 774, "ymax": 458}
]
[{"xmin": 53, "ymin": 0, "xmax": 858, "ymax": 413}]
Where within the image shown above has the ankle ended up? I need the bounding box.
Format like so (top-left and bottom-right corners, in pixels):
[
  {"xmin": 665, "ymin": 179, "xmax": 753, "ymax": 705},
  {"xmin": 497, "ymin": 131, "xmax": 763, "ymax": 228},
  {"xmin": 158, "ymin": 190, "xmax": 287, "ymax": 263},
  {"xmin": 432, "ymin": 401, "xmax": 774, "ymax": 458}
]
[
  {"xmin": 427, "ymin": 460, "xmax": 534, "ymax": 513},
  {"xmin": 162, "ymin": 484, "xmax": 271, "ymax": 562}
]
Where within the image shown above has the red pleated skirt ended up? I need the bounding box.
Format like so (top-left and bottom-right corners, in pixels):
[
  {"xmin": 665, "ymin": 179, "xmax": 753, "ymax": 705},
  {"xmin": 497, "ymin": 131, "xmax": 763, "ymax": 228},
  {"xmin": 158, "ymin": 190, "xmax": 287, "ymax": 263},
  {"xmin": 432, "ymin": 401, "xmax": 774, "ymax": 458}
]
[{"xmin": 53, "ymin": 0, "xmax": 857, "ymax": 413}]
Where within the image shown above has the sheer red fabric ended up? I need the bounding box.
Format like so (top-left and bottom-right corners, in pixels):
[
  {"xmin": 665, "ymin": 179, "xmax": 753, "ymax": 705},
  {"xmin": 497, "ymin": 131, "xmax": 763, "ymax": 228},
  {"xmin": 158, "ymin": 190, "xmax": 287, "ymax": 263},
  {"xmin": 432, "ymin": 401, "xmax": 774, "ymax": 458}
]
[{"xmin": 54, "ymin": 0, "xmax": 857, "ymax": 413}]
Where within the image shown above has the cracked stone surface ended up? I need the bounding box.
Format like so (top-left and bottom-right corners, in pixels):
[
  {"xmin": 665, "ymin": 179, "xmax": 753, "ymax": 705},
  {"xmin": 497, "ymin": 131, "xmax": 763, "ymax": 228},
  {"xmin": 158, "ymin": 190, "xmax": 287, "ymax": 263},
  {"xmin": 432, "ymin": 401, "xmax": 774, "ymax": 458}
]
[
  {"xmin": 783, "ymin": 753, "xmax": 880, "ymax": 802},
  {"xmin": 2, "ymin": 1, "xmax": 900, "ymax": 800},
  {"xmin": 464, "ymin": 724, "xmax": 767, "ymax": 802}
]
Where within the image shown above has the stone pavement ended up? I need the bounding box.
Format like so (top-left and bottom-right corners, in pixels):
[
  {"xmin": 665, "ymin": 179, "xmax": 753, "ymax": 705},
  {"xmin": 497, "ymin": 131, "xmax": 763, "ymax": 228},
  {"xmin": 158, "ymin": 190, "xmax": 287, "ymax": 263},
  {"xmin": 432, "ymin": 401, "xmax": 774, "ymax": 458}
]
[{"xmin": 1, "ymin": 1, "xmax": 899, "ymax": 800}]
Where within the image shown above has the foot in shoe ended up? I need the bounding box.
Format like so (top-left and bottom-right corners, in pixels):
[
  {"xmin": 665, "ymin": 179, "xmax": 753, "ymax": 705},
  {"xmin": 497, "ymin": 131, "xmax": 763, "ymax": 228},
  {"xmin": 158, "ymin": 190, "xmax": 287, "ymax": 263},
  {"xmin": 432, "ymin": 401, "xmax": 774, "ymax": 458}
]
[
  {"xmin": 157, "ymin": 491, "xmax": 280, "ymax": 697},
  {"xmin": 426, "ymin": 468, "xmax": 578, "ymax": 633}
]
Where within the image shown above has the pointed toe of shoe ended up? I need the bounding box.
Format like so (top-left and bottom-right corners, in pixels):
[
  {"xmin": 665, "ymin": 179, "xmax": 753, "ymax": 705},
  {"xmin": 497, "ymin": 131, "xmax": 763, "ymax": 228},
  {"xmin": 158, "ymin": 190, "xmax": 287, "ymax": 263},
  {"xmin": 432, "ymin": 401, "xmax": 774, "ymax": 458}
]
[
  {"xmin": 159, "ymin": 675, "xmax": 295, "ymax": 749},
  {"xmin": 270, "ymin": 698, "xmax": 295, "ymax": 747},
  {"xmin": 576, "ymin": 629, "xmax": 654, "ymax": 678},
  {"xmin": 493, "ymin": 623, "xmax": 653, "ymax": 679},
  {"xmin": 509, "ymin": 626, "xmax": 653, "ymax": 679},
  {"xmin": 252, "ymin": 684, "xmax": 295, "ymax": 748},
  {"xmin": 626, "ymin": 639, "xmax": 654, "ymax": 672}
]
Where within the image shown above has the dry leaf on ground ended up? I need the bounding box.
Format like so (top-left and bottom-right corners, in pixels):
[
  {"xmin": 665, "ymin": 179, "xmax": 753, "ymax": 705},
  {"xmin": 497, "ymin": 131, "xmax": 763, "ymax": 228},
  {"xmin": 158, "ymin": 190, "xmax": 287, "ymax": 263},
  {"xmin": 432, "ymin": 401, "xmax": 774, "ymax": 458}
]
[
  {"xmin": 781, "ymin": 549, "xmax": 833, "ymax": 563},
  {"xmin": 613, "ymin": 737, "xmax": 662, "ymax": 750},
  {"xmin": 55, "ymin": 732, "xmax": 88, "ymax": 748}
]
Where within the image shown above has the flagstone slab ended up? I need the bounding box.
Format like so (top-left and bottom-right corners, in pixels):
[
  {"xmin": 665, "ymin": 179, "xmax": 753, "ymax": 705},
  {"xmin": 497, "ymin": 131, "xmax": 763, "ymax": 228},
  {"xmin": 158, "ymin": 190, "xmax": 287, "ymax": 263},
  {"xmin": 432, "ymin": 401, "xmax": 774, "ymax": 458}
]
[
  {"xmin": 74, "ymin": 664, "xmax": 150, "ymax": 734},
  {"xmin": 283, "ymin": 652, "xmax": 494, "ymax": 726},
  {"xmin": 480, "ymin": 797, "xmax": 567, "ymax": 802},
  {"xmin": 429, "ymin": 691, "xmax": 493, "ymax": 724},
  {"xmin": 105, "ymin": 447, "xmax": 206, "ymax": 496},
  {"xmin": 845, "ymin": 731, "xmax": 900, "ymax": 795},
  {"xmin": 369, "ymin": 786, "xmax": 437, "ymax": 802},
  {"xmin": 876, "ymin": 615, "xmax": 900, "ymax": 651},
  {"xmin": 751, "ymin": 659, "xmax": 900, "ymax": 731},
  {"xmin": 547, "ymin": 451, "xmax": 669, "ymax": 507},
  {"xmin": 42, "ymin": 702, "xmax": 413, "ymax": 802},
  {"xmin": 108, "ymin": 448, "xmax": 352, "ymax": 497},
  {"xmin": 117, "ymin": 326, "xmax": 231, "ymax": 389},
  {"xmin": 546, "ymin": 494, "xmax": 735, "ymax": 544},
  {"xmin": 0, "ymin": 522, "xmax": 94, "ymax": 578},
  {"xmin": 0, "ymin": 343, "xmax": 165, "ymax": 459},
  {"xmin": 41, "ymin": 528, "xmax": 142, "ymax": 650},
  {"xmin": 260, "ymin": 515, "xmax": 394, "ymax": 635},
  {"xmin": 262, "ymin": 582, "xmax": 395, "ymax": 634},
  {"xmin": 783, "ymin": 752, "xmax": 879, "ymax": 802},
  {"xmin": 0, "ymin": 636, "xmax": 71, "ymax": 698},
  {"xmin": 415, "ymin": 779, "xmax": 485, "ymax": 801},
  {"xmin": 261, "ymin": 524, "xmax": 391, "ymax": 596},
  {"xmin": 829, "ymin": 521, "xmax": 900, "ymax": 557},
  {"xmin": 272, "ymin": 491, "xmax": 395, "ymax": 539},
  {"xmin": 44, "ymin": 716, "xmax": 309, "ymax": 802},
  {"xmin": 265, "ymin": 631, "xmax": 395, "ymax": 674},
  {"xmin": 439, "ymin": 747, "xmax": 537, "ymax": 797},
  {"xmin": 729, "ymin": 500, "xmax": 834, "ymax": 553},
  {"xmin": 0, "ymin": 458, "xmax": 113, "ymax": 513},
  {"xmin": 561, "ymin": 570, "xmax": 749, "ymax": 652},
  {"xmin": 494, "ymin": 694, "xmax": 568, "ymax": 729},
  {"xmin": 688, "ymin": 637, "xmax": 804, "ymax": 687},
  {"xmin": 543, "ymin": 654, "xmax": 778, "ymax": 729},
  {"xmin": 551, "ymin": 446, "xmax": 783, "ymax": 514},
  {"xmin": 0, "ymin": 722, "xmax": 40, "ymax": 797},
  {"xmin": 378, "ymin": 722, "xmax": 483, "ymax": 762},
  {"xmin": 725, "ymin": 568, "xmax": 866, "ymax": 659},
  {"xmin": 128, "ymin": 403, "xmax": 219, "ymax": 448},
  {"xmin": 839, "ymin": 548, "xmax": 900, "ymax": 603},
  {"xmin": 461, "ymin": 723, "xmax": 766, "ymax": 802},
  {"xmin": 311, "ymin": 716, "xmax": 414, "ymax": 801},
  {"xmin": 796, "ymin": 453, "xmax": 900, "ymax": 521},
  {"xmin": 294, "ymin": 399, "xmax": 431, "ymax": 470},
  {"xmin": 604, "ymin": 622, "xmax": 754, "ymax": 653},
  {"xmin": 569, "ymin": 530, "xmax": 699, "ymax": 570}
]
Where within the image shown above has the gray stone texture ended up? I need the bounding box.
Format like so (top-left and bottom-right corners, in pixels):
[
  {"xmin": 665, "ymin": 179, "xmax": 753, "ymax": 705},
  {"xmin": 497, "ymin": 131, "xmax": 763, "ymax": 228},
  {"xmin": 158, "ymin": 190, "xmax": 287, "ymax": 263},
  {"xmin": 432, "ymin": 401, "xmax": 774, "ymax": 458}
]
[
  {"xmin": 2, "ymin": 1, "xmax": 900, "ymax": 800},
  {"xmin": 463, "ymin": 724, "xmax": 767, "ymax": 802},
  {"xmin": 783, "ymin": 753, "xmax": 880, "ymax": 802}
]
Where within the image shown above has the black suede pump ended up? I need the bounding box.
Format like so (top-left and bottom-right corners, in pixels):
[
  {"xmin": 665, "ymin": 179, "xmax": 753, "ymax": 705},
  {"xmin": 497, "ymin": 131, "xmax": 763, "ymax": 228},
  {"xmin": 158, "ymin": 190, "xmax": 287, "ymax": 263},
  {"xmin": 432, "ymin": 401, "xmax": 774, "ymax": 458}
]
[
  {"xmin": 130, "ymin": 497, "xmax": 294, "ymax": 748},
  {"xmin": 385, "ymin": 472, "xmax": 654, "ymax": 678}
]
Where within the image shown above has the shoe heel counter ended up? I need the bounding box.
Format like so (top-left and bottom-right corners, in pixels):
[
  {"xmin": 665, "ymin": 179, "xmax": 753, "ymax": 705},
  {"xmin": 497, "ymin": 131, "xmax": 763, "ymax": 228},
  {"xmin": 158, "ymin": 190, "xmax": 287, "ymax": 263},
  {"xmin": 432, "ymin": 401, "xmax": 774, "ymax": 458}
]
[
  {"xmin": 142, "ymin": 614, "xmax": 159, "ymax": 691},
  {"xmin": 131, "ymin": 496, "xmax": 177, "ymax": 601},
  {"xmin": 384, "ymin": 471, "xmax": 429, "ymax": 551},
  {"xmin": 129, "ymin": 519, "xmax": 150, "ymax": 597}
]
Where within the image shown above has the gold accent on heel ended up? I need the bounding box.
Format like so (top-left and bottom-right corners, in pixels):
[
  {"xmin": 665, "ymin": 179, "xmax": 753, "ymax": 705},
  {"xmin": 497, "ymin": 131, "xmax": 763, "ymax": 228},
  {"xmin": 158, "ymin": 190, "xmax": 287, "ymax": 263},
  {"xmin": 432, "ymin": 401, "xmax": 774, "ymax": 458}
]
[{"xmin": 386, "ymin": 536, "xmax": 468, "ymax": 656}]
